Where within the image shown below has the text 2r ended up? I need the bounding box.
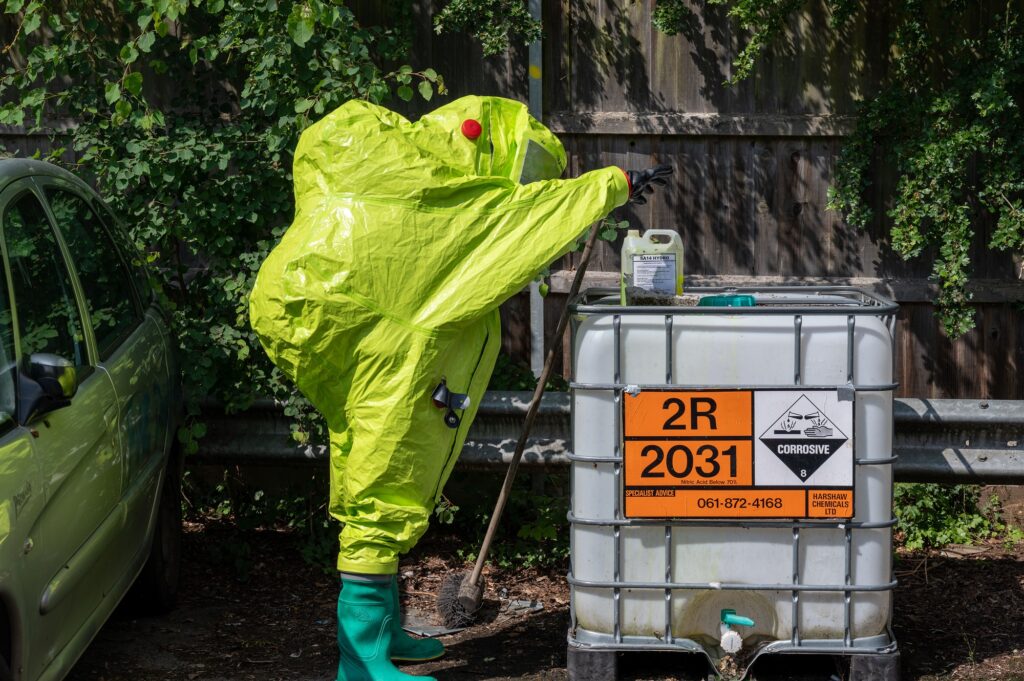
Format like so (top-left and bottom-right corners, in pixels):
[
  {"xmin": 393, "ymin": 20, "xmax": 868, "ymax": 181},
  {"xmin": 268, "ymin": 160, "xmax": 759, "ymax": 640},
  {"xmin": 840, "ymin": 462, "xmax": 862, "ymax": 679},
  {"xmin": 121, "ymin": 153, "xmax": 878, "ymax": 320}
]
[{"xmin": 662, "ymin": 396, "xmax": 717, "ymax": 430}]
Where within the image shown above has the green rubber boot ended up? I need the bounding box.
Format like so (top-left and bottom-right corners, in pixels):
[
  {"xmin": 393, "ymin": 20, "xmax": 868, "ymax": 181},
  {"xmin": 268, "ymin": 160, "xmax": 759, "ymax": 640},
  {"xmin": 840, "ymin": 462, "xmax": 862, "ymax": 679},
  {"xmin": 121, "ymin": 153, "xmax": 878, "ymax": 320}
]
[
  {"xmin": 336, "ymin": 579, "xmax": 436, "ymax": 681},
  {"xmin": 390, "ymin": 577, "xmax": 445, "ymax": 662}
]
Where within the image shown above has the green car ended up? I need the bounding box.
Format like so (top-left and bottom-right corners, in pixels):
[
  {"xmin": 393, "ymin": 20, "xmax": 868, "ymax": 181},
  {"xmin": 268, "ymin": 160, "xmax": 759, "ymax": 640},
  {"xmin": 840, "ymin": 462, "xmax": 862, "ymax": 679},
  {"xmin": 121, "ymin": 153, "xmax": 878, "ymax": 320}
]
[{"xmin": 0, "ymin": 160, "xmax": 182, "ymax": 681}]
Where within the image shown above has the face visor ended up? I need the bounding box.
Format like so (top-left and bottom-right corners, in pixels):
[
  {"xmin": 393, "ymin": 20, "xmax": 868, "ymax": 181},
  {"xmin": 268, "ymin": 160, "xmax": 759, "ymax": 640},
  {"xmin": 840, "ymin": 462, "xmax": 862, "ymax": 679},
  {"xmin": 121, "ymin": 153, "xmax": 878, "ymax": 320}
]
[{"xmin": 513, "ymin": 136, "xmax": 564, "ymax": 184}]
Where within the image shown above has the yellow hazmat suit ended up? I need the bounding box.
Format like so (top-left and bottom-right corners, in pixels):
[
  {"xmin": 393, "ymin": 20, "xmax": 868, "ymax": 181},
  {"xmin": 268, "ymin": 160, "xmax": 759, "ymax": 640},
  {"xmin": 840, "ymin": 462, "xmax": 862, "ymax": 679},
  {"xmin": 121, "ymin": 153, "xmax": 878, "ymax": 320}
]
[{"xmin": 250, "ymin": 95, "xmax": 629, "ymax": 574}]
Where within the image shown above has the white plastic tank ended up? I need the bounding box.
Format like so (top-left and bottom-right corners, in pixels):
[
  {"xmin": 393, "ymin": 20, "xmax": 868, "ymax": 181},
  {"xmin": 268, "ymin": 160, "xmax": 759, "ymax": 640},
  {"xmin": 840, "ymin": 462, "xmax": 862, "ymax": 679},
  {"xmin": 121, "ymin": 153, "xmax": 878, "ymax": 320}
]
[{"xmin": 569, "ymin": 287, "xmax": 897, "ymax": 655}]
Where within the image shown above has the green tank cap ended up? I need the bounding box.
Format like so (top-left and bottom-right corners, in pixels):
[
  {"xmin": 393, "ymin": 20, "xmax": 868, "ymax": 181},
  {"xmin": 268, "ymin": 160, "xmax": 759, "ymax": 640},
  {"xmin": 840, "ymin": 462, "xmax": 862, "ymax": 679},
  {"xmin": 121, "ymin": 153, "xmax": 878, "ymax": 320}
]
[
  {"xmin": 721, "ymin": 608, "xmax": 755, "ymax": 627},
  {"xmin": 698, "ymin": 294, "xmax": 756, "ymax": 307}
]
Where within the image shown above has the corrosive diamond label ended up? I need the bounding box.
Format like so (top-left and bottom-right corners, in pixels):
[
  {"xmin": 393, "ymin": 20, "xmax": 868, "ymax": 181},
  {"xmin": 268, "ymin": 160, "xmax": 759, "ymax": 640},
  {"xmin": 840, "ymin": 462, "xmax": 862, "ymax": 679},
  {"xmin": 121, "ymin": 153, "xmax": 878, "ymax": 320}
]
[{"xmin": 753, "ymin": 391, "xmax": 854, "ymax": 487}]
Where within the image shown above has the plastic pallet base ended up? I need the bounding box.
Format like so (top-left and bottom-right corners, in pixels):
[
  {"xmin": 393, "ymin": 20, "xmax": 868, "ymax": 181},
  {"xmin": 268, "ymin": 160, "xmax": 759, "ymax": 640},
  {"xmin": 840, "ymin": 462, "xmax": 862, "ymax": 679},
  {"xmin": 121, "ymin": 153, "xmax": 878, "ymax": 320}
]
[
  {"xmin": 564, "ymin": 649, "xmax": 900, "ymax": 681},
  {"xmin": 850, "ymin": 651, "xmax": 901, "ymax": 681},
  {"xmin": 567, "ymin": 647, "xmax": 618, "ymax": 681}
]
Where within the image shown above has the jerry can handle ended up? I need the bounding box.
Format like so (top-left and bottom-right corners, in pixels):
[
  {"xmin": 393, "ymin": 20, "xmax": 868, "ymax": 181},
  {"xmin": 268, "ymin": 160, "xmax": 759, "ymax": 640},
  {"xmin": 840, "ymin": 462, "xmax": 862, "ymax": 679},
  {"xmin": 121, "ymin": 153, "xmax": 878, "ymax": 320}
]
[{"xmin": 644, "ymin": 229, "xmax": 680, "ymax": 244}]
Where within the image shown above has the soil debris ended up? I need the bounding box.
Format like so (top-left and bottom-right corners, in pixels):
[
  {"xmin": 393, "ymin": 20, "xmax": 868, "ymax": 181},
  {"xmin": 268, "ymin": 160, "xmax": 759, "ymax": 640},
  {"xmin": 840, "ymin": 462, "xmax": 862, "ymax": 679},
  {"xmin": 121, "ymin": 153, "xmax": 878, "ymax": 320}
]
[{"xmin": 66, "ymin": 518, "xmax": 1024, "ymax": 681}]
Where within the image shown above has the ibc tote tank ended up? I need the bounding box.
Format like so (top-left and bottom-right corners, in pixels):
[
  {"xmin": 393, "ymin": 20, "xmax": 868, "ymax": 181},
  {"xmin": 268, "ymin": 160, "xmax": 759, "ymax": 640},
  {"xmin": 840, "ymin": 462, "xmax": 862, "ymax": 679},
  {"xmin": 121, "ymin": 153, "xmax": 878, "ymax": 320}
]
[{"xmin": 567, "ymin": 287, "xmax": 900, "ymax": 681}]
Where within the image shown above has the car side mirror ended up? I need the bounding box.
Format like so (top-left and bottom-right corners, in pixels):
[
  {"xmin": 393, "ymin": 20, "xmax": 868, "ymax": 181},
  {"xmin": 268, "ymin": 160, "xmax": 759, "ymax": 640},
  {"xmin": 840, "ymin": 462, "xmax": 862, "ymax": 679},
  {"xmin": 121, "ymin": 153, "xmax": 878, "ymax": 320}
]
[{"xmin": 17, "ymin": 353, "xmax": 77, "ymax": 424}]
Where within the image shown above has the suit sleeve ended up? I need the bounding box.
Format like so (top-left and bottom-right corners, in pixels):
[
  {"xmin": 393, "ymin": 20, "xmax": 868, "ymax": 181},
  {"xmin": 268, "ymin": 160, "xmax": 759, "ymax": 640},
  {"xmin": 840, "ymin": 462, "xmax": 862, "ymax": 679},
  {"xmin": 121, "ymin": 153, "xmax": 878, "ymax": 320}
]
[{"xmin": 412, "ymin": 166, "xmax": 629, "ymax": 328}]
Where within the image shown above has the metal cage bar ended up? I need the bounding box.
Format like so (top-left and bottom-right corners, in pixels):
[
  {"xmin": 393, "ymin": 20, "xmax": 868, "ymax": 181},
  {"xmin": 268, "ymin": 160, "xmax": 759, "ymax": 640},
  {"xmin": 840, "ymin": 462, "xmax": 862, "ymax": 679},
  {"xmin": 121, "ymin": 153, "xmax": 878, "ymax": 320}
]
[
  {"xmin": 792, "ymin": 527, "xmax": 801, "ymax": 645},
  {"xmin": 567, "ymin": 576, "xmax": 897, "ymax": 593},
  {"xmin": 844, "ymin": 526, "xmax": 854, "ymax": 647},
  {"xmin": 567, "ymin": 512, "xmax": 897, "ymax": 530},
  {"xmin": 612, "ymin": 314, "xmax": 623, "ymax": 644},
  {"xmin": 664, "ymin": 525, "xmax": 673, "ymax": 644},
  {"xmin": 664, "ymin": 314, "xmax": 675, "ymax": 644},
  {"xmin": 571, "ymin": 381, "xmax": 898, "ymax": 391}
]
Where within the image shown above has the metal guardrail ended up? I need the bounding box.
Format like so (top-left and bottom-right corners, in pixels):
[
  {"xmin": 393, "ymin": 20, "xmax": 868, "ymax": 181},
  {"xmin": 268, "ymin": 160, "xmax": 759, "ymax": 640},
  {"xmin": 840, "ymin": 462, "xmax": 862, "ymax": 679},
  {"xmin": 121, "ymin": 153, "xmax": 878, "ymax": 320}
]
[{"xmin": 196, "ymin": 392, "xmax": 1024, "ymax": 483}]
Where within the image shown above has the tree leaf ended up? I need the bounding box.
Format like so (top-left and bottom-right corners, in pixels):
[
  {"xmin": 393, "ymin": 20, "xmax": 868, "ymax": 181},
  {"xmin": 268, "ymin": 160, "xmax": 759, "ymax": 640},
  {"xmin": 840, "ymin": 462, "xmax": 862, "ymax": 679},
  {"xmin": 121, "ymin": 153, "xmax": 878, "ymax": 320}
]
[
  {"xmin": 124, "ymin": 72, "xmax": 143, "ymax": 96},
  {"xmin": 104, "ymin": 82, "xmax": 121, "ymax": 105},
  {"xmin": 294, "ymin": 98, "xmax": 314, "ymax": 113},
  {"xmin": 5, "ymin": 0, "xmax": 25, "ymax": 12},
  {"xmin": 423, "ymin": 67, "xmax": 437, "ymax": 82},
  {"xmin": 287, "ymin": 5, "xmax": 315, "ymax": 47},
  {"xmin": 138, "ymin": 31, "xmax": 155, "ymax": 53},
  {"xmin": 418, "ymin": 80, "xmax": 433, "ymax": 101},
  {"xmin": 397, "ymin": 85, "xmax": 413, "ymax": 101},
  {"xmin": 22, "ymin": 9, "xmax": 40, "ymax": 35},
  {"xmin": 120, "ymin": 43, "xmax": 139, "ymax": 64}
]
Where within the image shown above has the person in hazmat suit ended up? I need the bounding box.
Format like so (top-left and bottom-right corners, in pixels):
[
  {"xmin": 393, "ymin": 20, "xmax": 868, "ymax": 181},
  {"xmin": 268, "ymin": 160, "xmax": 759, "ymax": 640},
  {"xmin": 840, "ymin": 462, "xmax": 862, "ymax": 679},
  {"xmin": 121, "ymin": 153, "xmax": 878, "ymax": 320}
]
[{"xmin": 249, "ymin": 95, "xmax": 672, "ymax": 681}]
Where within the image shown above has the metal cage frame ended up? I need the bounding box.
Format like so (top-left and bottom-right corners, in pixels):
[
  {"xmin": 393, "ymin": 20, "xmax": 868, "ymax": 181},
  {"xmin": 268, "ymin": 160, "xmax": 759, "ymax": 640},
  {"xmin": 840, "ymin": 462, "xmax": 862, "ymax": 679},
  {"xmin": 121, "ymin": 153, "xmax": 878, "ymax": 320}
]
[{"xmin": 565, "ymin": 287, "xmax": 900, "ymax": 676}]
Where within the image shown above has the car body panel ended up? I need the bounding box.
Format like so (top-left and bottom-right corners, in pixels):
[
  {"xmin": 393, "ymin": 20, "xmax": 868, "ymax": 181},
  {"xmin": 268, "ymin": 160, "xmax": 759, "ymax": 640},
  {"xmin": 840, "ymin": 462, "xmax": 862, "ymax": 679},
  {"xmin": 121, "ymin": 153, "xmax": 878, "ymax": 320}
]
[
  {"xmin": 0, "ymin": 427, "xmax": 41, "ymax": 679},
  {"xmin": 0, "ymin": 160, "xmax": 181, "ymax": 681}
]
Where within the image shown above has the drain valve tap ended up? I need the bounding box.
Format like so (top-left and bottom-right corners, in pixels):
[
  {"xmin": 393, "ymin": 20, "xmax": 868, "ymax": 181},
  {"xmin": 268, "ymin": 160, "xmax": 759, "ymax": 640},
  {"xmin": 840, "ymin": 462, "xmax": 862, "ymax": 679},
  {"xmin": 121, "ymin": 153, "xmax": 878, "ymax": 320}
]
[{"xmin": 719, "ymin": 609, "xmax": 755, "ymax": 654}]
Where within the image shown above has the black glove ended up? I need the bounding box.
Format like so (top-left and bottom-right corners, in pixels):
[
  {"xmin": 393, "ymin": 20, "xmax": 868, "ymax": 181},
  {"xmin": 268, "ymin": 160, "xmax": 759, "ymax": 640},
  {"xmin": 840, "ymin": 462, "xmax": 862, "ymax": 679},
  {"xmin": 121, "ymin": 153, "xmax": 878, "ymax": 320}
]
[{"xmin": 626, "ymin": 164, "xmax": 674, "ymax": 205}]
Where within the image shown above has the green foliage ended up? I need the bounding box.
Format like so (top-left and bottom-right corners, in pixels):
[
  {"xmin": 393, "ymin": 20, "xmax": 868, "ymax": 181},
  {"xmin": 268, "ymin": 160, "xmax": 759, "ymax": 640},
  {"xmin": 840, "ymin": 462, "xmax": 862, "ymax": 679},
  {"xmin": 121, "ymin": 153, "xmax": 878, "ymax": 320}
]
[
  {"xmin": 599, "ymin": 216, "xmax": 630, "ymax": 243},
  {"xmin": 449, "ymin": 472, "xmax": 570, "ymax": 569},
  {"xmin": 434, "ymin": 494, "xmax": 460, "ymax": 525},
  {"xmin": 185, "ymin": 468, "xmax": 572, "ymax": 575},
  {"xmin": 653, "ymin": 0, "xmax": 1024, "ymax": 337},
  {"xmin": 713, "ymin": 0, "xmax": 805, "ymax": 84},
  {"xmin": 0, "ymin": 0, "xmax": 440, "ymax": 446},
  {"xmin": 651, "ymin": 0, "xmax": 691, "ymax": 36},
  {"xmin": 184, "ymin": 469, "xmax": 339, "ymax": 576},
  {"xmin": 654, "ymin": 0, "xmax": 855, "ymax": 82},
  {"xmin": 434, "ymin": 0, "xmax": 541, "ymax": 56},
  {"xmin": 487, "ymin": 353, "xmax": 569, "ymax": 391},
  {"xmin": 827, "ymin": 1, "xmax": 1024, "ymax": 336},
  {"xmin": 894, "ymin": 483, "xmax": 1016, "ymax": 550}
]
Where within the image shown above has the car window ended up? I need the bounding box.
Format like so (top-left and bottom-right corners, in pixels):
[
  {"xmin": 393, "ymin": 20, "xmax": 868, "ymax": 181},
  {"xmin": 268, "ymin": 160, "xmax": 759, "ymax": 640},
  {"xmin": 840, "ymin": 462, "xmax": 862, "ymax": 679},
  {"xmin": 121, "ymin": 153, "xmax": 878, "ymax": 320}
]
[
  {"xmin": 0, "ymin": 255, "xmax": 16, "ymax": 434},
  {"xmin": 47, "ymin": 189, "xmax": 144, "ymax": 359},
  {"xmin": 2, "ymin": 191, "xmax": 88, "ymax": 368},
  {"xmin": 90, "ymin": 199, "xmax": 152, "ymax": 304}
]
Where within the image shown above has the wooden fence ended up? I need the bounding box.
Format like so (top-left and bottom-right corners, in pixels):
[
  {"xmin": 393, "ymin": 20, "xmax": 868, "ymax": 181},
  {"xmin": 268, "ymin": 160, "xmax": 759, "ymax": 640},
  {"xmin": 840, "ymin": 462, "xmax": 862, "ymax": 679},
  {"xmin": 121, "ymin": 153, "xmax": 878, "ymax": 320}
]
[
  {"xmin": 2, "ymin": 1, "xmax": 1022, "ymax": 399},
  {"xmin": 404, "ymin": 0, "xmax": 1024, "ymax": 399}
]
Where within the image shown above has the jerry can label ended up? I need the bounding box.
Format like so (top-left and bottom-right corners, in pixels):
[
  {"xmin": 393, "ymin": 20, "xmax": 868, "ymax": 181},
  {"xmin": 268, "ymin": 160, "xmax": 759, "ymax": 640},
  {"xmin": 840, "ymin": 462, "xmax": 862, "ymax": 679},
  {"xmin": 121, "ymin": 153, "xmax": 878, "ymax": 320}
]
[
  {"xmin": 631, "ymin": 254, "xmax": 677, "ymax": 294},
  {"xmin": 622, "ymin": 389, "xmax": 854, "ymax": 519}
]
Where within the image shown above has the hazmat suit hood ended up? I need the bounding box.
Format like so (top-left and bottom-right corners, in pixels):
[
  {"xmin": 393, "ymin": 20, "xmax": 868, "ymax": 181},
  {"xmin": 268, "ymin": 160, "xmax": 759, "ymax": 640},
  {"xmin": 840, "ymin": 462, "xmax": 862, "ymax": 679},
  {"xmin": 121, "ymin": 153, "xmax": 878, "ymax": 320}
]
[
  {"xmin": 415, "ymin": 96, "xmax": 567, "ymax": 182},
  {"xmin": 250, "ymin": 95, "xmax": 628, "ymax": 575},
  {"xmin": 292, "ymin": 95, "xmax": 566, "ymax": 209}
]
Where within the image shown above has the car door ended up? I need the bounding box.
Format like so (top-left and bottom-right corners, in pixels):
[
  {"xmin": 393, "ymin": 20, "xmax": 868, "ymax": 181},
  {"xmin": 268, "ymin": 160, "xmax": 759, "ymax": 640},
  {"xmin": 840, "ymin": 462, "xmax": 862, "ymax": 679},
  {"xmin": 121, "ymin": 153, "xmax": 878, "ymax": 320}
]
[
  {"xmin": 39, "ymin": 181, "xmax": 171, "ymax": 570},
  {"xmin": 0, "ymin": 184, "xmax": 123, "ymax": 679},
  {"xmin": 0, "ymin": 236, "xmax": 43, "ymax": 681}
]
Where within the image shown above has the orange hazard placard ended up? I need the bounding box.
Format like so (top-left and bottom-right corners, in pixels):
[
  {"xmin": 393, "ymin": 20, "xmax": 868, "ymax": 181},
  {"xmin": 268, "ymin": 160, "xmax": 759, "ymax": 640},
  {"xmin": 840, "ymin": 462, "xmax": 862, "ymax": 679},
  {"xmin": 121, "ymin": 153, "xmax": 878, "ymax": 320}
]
[
  {"xmin": 621, "ymin": 389, "xmax": 854, "ymax": 520},
  {"xmin": 625, "ymin": 489, "xmax": 807, "ymax": 518},
  {"xmin": 623, "ymin": 440, "xmax": 753, "ymax": 487},
  {"xmin": 623, "ymin": 390, "xmax": 752, "ymax": 439},
  {"xmin": 808, "ymin": 490, "xmax": 854, "ymax": 518}
]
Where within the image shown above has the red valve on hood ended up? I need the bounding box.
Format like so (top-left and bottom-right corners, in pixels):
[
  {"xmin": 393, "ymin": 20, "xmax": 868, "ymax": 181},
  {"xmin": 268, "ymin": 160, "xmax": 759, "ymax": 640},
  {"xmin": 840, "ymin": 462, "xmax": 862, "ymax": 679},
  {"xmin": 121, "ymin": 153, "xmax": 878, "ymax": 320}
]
[{"xmin": 461, "ymin": 119, "xmax": 482, "ymax": 140}]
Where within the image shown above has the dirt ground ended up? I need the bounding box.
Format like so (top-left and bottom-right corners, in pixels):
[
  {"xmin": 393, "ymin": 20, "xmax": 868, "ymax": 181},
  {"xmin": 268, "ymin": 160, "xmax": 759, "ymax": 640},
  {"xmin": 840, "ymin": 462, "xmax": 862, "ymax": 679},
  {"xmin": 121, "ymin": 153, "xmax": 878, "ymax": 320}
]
[{"xmin": 66, "ymin": 518, "xmax": 1024, "ymax": 681}]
